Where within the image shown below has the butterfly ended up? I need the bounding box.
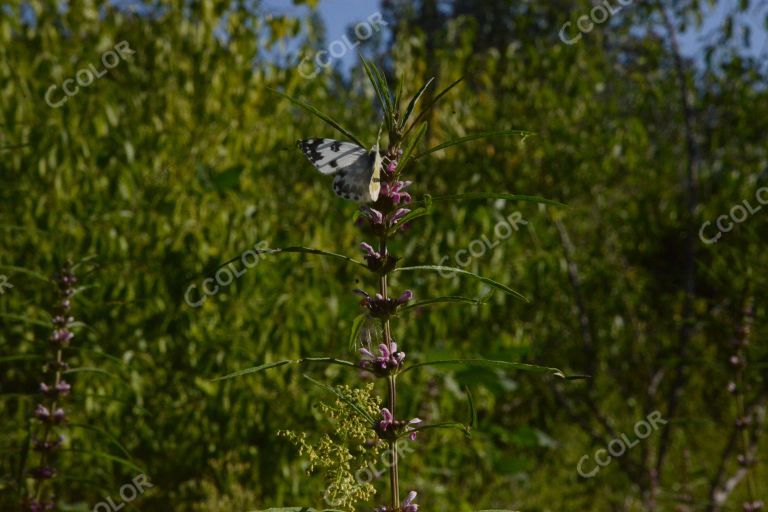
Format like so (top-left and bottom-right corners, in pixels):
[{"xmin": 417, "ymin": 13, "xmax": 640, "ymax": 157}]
[{"xmin": 297, "ymin": 138, "xmax": 382, "ymax": 203}]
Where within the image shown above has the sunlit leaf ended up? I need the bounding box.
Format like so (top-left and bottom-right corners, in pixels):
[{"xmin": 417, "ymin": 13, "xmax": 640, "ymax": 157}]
[
  {"xmin": 401, "ymin": 358, "xmax": 566, "ymax": 378},
  {"xmin": 414, "ymin": 130, "xmax": 534, "ymax": 159},
  {"xmin": 394, "ymin": 265, "xmax": 528, "ymax": 302},
  {"xmin": 269, "ymin": 88, "xmax": 365, "ymax": 147},
  {"xmin": 211, "ymin": 357, "xmax": 362, "ymax": 382}
]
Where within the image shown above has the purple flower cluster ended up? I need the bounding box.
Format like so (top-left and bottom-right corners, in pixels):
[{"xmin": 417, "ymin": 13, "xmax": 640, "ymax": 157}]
[
  {"xmin": 359, "ymin": 342, "xmax": 405, "ymax": 374},
  {"xmin": 376, "ymin": 408, "xmax": 422, "ymax": 442},
  {"xmin": 20, "ymin": 499, "xmax": 55, "ymax": 512},
  {"xmin": 361, "ymin": 205, "xmax": 411, "ymax": 230},
  {"xmin": 380, "ymin": 180, "xmax": 412, "ymax": 206},
  {"xmin": 374, "ymin": 490, "xmax": 419, "ymax": 512},
  {"xmin": 353, "ymin": 288, "xmax": 413, "ymax": 319},
  {"xmin": 23, "ymin": 263, "xmax": 77, "ymax": 511}
]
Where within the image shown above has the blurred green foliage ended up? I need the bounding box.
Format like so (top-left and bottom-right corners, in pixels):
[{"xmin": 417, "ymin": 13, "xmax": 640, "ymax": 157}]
[{"xmin": 1, "ymin": 0, "xmax": 766, "ymax": 511}]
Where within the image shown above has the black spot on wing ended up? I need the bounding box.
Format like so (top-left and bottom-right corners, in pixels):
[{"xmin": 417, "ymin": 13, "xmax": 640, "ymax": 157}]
[
  {"xmin": 329, "ymin": 160, "xmax": 338, "ymax": 168},
  {"xmin": 297, "ymin": 138, "xmax": 325, "ymax": 164},
  {"xmin": 331, "ymin": 141, "xmax": 342, "ymax": 152}
]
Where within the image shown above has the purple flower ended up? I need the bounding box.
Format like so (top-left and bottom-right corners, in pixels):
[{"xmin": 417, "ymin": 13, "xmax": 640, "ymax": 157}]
[
  {"xmin": 29, "ymin": 466, "xmax": 57, "ymax": 480},
  {"xmin": 396, "ymin": 290, "xmax": 413, "ymax": 305},
  {"xmin": 380, "ymin": 180, "xmax": 412, "ymax": 205},
  {"xmin": 402, "ymin": 491, "xmax": 419, "ymax": 512},
  {"xmin": 374, "ymin": 407, "xmax": 422, "ymax": 441},
  {"xmin": 373, "ymin": 491, "xmax": 419, "ymax": 512},
  {"xmin": 362, "ymin": 206, "xmax": 384, "ymax": 225},
  {"xmin": 34, "ymin": 404, "xmax": 50, "ymax": 421},
  {"xmin": 33, "ymin": 436, "xmax": 64, "ymax": 453},
  {"xmin": 359, "ymin": 342, "xmax": 405, "ymax": 374},
  {"xmin": 36, "ymin": 405, "xmax": 65, "ymax": 424},
  {"xmin": 21, "ymin": 498, "xmax": 55, "ymax": 512},
  {"xmin": 52, "ymin": 315, "xmax": 74, "ymax": 327},
  {"xmin": 389, "ymin": 208, "xmax": 411, "ymax": 225},
  {"xmin": 354, "ymin": 289, "xmax": 414, "ymax": 318},
  {"xmin": 50, "ymin": 329, "xmax": 73, "ymax": 347},
  {"xmin": 40, "ymin": 380, "xmax": 71, "ymax": 399},
  {"xmin": 379, "ymin": 408, "xmax": 394, "ymax": 431}
]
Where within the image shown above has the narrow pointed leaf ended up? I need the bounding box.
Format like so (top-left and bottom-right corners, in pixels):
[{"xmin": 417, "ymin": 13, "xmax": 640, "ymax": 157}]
[
  {"xmin": 404, "ymin": 422, "xmax": 471, "ymax": 438},
  {"xmin": 0, "ymin": 264, "xmax": 50, "ymax": 282},
  {"xmin": 0, "ymin": 314, "xmax": 51, "ymax": 328},
  {"xmin": 303, "ymin": 375, "xmax": 376, "ymax": 424},
  {"xmin": 465, "ymin": 386, "xmax": 478, "ymax": 429},
  {"xmin": 269, "ymin": 88, "xmax": 365, "ymax": 147},
  {"xmin": 402, "ymin": 77, "xmax": 434, "ymax": 127},
  {"xmin": 420, "ymin": 192, "xmax": 565, "ymax": 208},
  {"xmin": 387, "ymin": 195, "xmax": 432, "ymax": 234},
  {"xmin": 393, "ymin": 265, "xmax": 528, "ymax": 302},
  {"xmin": 211, "ymin": 247, "xmax": 366, "ymax": 274},
  {"xmin": 359, "ymin": 57, "xmax": 392, "ymax": 130},
  {"xmin": 0, "ymin": 354, "xmax": 43, "ymax": 363},
  {"xmin": 402, "ymin": 358, "xmax": 566, "ymax": 378},
  {"xmin": 348, "ymin": 314, "xmax": 367, "ymax": 352},
  {"xmin": 64, "ymin": 366, "xmax": 119, "ymax": 379},
  {"xmin": 406, "ymin": 76, "xmax": 465, "ymax": 135},
  {"xmin": 66, "ymin": 449, "xmax": 144, "ymax": 473},
  {"xmin": 414, "ymin": 130, "xmax": 534, "ymax": 159},
  {"xmin": 211, "ymin": 357, "xmax": 362, "ymax": 382},
  {"xmin": 400, "ymin": 121, "xmax": 427, "ymax": 169},
  {"xmin": 400, "ymin": 294, "xmax": 492, "ymax": 313}
]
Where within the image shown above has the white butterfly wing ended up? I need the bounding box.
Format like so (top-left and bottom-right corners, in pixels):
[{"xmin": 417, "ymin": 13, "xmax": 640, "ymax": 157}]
[
  {"xmin": 297, "ymin": 138, "xmax": 368, "ymax": 175},
  {"xmin": 298, "ymin": 138, "xmax": 382, "ymax": 203}
]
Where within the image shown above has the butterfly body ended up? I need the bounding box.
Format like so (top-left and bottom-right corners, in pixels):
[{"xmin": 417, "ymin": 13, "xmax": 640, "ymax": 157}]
[{"xmin": 297, "ymin": 138, "xmax": 381, "ymax": 202}]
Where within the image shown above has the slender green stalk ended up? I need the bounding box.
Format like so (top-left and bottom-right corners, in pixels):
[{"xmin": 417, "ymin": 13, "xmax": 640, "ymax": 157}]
[{"xmin": 379, "ymin": 237, "xmax": 400, "ymax": 508}]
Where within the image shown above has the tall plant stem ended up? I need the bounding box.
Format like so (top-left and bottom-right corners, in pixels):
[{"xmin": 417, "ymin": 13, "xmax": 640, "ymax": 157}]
[
  {"xmin": 388, "ymin": 375, "xmax": 399, "ymax": 508},
  {"xmin": 379, "ymin": 237, "xmax": 400, "ymax": 508}
]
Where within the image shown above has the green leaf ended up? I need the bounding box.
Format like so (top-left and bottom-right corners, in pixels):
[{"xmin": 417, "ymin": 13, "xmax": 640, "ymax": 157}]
[
  {"xmin": 401, "ymin": 358, "xmax": 566, "ymax": 378},
  {"xmin": 424, "ymin": 192, "xmax": 566, "ymax": 208},
  {"xmin": 254, "ymin": 246, "xmax": 366, "ymax": 268},
  {"xmin": 399, "ymin": 293, "xmax": 492, "ymax": 313},
  {"xmin": 405, "ymin": 421, "xmax": 471, "ymax": 438},
  {"xmin": 69, "ymin": 423, "xmax": 134, "ymax": 460},
  {"xmin": 211, "ymin": 357, "xmax": 362, "ymax": 382},
  {"xmin": 348, "ymin": 314, "xmax": 367, "ymax": 352},
  {"xmin": 66, "ymin": 449, "xmax": 145, "ymax": 474},
  {"xmin": 402, "ymin": 77, "xmax": 434, "ymax": 128},
  {"xmin": 269, "ymin": 88, "xmax": 365, "ymax": 147},
  {"xmin": 414, "ymin": 129, "xmax": 534, "ymax": 159},
  {"xmin": 359, "ymin": 56, "xmax": 392, "ymax": 131},
  {"xmin": 63, "ymin": 367, "xmax": 120, "ymax": 379},
  {"xmin": 303, "ymin": 375, "xmax": 376, "ymax": 425},
  {"xmin": 0, "ymin": 354, "xmax": 44, "ymax": 363},
  {"xmin": 466, "ymin": 386, "xmax": 478, "ymax": 430},
  {"xmin": 257, "ymin": 508, "xmax": 345, "ymax": 512},
  {"xmin": 393, "ymin": 265, "xmax": 528, "ymax": 302},
  {"xmin": 406, "ymin": 76, "xmax": 465, "ymax": 135},
  {"xmin": 400, "ymin": 121, "xmax": 427, "ymax": 169},
  {"xmin": 0, "ymin": 314, "xmax": 51, "ymax": 328},
  {"xmin": 387, "ymin": 195, "xmax": 432, "ymax": 234},
  {"xmin": 0, "ymin": 264, "xmax": 50, "ymax": 282}
]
